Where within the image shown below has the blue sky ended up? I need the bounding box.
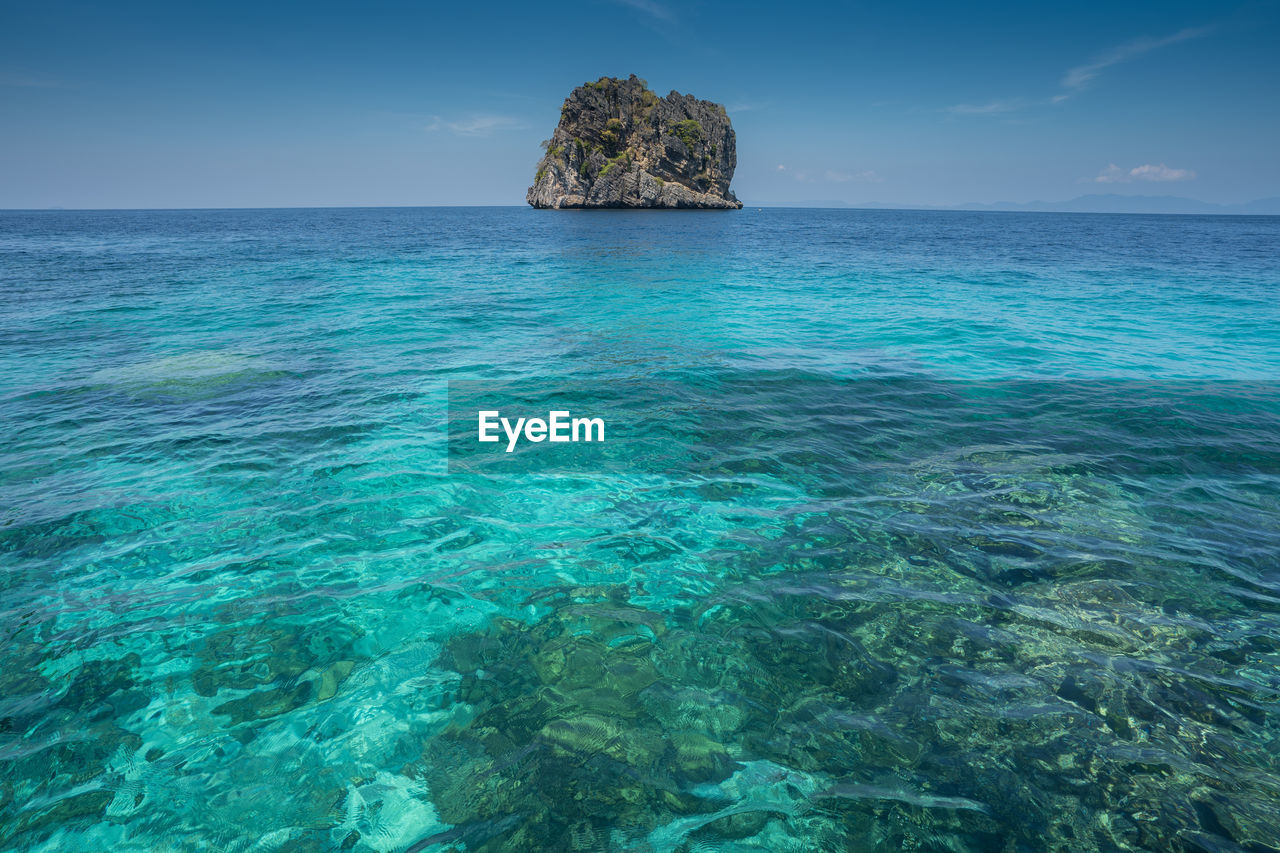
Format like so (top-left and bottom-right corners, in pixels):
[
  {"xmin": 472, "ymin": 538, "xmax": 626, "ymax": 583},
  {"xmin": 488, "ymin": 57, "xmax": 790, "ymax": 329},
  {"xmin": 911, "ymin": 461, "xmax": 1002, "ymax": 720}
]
[{"xmin": 2, "ymin": 0, "xmax": 1277, "ymax": 208}]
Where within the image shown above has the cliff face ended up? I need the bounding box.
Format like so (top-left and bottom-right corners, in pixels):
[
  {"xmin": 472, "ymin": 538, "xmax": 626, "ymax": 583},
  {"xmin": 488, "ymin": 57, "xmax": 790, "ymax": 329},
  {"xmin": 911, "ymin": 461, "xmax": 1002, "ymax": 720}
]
[{"xmin": 527, "ymin": 75, "xmax": 742, "ymax": 209}]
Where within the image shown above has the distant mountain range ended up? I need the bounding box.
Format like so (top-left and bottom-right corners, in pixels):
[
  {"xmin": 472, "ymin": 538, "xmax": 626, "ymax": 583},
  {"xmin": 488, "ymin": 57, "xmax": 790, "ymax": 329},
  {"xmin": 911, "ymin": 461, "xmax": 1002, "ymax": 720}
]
[{"xmin": 761, "ymin": 194, "xmax": 1280, "ymax": 215}]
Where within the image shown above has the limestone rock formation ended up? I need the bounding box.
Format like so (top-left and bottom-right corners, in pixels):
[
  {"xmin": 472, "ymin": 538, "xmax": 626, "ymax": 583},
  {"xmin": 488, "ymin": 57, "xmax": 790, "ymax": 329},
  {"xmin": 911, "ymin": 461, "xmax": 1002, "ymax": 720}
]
[{"xmin": 527, "ymin": 75, "xmax": 742, "ymax": 209}]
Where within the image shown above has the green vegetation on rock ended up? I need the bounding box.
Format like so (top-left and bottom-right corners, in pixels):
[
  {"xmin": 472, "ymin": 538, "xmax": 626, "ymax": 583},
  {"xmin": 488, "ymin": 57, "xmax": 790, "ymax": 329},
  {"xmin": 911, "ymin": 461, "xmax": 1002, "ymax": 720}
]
[
  {"xmin": 672, "ymin": 119, "xmax": 702, "ymax": 149},
  {"xmin": 598, "ymin": 150, "xmax": 631, "ymax": 179}
]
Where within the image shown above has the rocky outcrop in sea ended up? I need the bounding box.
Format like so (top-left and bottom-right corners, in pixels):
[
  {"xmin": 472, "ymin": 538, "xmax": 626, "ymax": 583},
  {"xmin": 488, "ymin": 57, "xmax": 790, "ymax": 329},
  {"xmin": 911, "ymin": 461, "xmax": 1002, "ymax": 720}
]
[{"xmin": 526, "ymin": 75, "xmax": 742, "ymax": 209}]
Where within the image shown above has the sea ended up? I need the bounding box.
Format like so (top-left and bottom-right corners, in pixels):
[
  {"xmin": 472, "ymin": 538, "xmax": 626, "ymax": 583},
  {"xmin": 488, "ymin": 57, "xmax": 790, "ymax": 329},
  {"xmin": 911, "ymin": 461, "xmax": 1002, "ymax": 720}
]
[{"xmin": 1, "ymin": 207, "xmax": 1278, "ymax": 852}]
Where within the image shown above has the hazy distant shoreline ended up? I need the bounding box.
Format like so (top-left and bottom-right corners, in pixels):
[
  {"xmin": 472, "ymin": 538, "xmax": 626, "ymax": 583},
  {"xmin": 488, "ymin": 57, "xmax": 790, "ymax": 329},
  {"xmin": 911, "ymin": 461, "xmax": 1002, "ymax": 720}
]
[{"xmin": 762, "ymin": 193, "xmax": 1280, "ymax": 215}]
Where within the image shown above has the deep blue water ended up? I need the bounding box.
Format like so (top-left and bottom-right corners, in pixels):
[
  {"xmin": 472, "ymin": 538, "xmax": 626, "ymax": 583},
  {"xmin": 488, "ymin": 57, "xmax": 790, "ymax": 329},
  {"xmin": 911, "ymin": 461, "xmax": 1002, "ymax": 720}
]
[{"xmin": 1, "ymin": 207, "xmax": 1279, "ymax": 851}]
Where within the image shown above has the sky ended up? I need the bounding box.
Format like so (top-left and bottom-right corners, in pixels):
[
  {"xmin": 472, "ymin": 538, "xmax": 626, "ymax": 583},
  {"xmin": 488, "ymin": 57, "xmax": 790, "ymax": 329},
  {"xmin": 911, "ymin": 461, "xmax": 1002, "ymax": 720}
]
[{"xmin": 1, "ymin": 0, "xmax": 1278, "ymax": 208}]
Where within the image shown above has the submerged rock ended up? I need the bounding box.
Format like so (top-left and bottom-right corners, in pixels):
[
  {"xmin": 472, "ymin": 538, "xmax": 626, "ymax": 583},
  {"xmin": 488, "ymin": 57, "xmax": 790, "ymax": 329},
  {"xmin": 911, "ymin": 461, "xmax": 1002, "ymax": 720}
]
[{"xmin": 527, "ymin": 74, "xmax": 742, "ymax": 209}]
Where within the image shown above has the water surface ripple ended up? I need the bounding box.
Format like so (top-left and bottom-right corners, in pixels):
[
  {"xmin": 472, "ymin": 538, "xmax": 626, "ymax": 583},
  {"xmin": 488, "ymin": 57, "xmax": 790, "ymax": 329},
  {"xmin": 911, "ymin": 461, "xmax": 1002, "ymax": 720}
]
[{"xmin": 1, "ymin": 208, "xmax": 1279, "ymax": 852}]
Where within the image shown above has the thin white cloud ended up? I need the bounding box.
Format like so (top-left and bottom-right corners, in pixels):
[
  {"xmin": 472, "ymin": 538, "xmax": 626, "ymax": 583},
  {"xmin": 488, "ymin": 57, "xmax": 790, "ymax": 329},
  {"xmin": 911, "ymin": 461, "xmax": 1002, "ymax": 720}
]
[
  {"xmin": 1094, "ymin": 164, "xmax": 1127, "ymax": 183},
  {"xmin": 1060, "ymin": 27, "xmax": 1211, "ymax": 95},
  {"xmin": 1130, "ymin": 163, "xmax": 1195, "ymax": 181},
  {"xmin": 947, "ymin": 25, "xmax": 1213, "ymax": 115},
  {"xmin": 0, "ymin": 73, "xmax": 62, "ymax": 88},
  {"xmin": 947, "ymin": 98, "xmax": 1028, "ymax": 115},
  {"xmin": 426, "ymin": 114, "xmax": 522, "ymax": 136},
  {"xmin": 1094, "ymin": 163, "xmax": 1196, "ymax": 183},
  {"xmin": 609, "ymin": 0, "xmax": 674, "ymax": 23}
]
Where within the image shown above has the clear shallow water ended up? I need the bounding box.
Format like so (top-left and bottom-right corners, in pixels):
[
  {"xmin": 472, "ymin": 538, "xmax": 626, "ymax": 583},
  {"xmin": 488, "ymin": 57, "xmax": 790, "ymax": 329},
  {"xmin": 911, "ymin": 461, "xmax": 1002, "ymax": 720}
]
[{"xmin": 1, "ymin": 208, "xmax": 1279, "ymax": 851}]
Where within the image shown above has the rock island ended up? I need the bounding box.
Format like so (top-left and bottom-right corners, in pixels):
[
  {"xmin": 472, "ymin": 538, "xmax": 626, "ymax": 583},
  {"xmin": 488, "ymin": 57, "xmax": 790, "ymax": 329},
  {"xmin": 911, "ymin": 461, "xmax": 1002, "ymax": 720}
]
[{"xmin": 527, "ymin": 75, "xmax": 742, "ymax": 209}]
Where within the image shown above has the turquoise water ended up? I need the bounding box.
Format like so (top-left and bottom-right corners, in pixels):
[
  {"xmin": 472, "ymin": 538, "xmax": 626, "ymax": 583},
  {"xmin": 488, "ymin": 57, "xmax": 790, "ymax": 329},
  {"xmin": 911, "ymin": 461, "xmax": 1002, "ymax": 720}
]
[{"xmin": 1, "ymin": 207, "xmax": 1279, "ymax": 851}]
